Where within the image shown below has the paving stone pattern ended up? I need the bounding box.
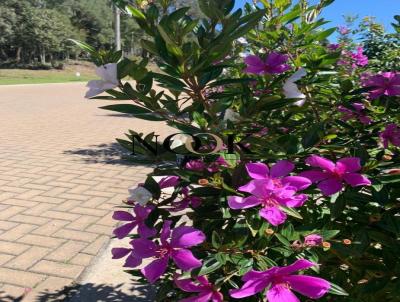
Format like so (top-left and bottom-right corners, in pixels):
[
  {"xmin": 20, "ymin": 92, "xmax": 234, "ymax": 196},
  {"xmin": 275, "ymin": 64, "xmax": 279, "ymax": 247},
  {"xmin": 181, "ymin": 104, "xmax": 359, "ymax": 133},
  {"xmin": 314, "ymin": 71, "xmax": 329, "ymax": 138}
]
[{"xmin": 0, "ymin": 83, "xmax": 171, "ymax": 301}]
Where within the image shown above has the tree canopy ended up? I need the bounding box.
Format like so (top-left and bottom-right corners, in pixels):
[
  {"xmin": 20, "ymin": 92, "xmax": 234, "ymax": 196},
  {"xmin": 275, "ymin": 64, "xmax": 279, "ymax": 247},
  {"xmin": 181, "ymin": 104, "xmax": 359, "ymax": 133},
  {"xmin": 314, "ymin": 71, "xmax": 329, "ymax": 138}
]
[{"xmin": 0, "ymin": 0, "xmax": 199, "ymax": 67}]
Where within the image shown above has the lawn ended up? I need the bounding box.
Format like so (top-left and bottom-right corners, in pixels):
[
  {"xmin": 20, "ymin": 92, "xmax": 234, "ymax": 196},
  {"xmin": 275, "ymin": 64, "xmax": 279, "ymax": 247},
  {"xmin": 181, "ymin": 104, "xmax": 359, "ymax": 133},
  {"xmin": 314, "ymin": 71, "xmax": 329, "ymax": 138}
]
[{"xmin": 0, "ymin": 61, "xmax": 95, "ymax": 85}]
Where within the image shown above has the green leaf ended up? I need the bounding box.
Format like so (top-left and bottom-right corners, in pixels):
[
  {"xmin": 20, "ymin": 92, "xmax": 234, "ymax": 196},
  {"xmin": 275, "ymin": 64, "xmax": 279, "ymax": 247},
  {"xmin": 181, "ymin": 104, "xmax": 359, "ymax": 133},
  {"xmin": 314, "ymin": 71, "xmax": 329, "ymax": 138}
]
[
  {"xmin": 195, "ymin": 258, "xmax": 223, "ymax": 276},
  {"xmin": 99, "ymin": 104, "xmax": 166, "ymax": 121},
  {"xmin": 152, "ymin": 73, "xmax": 187, "ymax": 92},
  {"xmin": 126, "ymin": 5, "xmax": 146, "ymax": 20},
  {"xmin": 212, "ymin": 231, "xmax": 222, "ymax": 248},
  {"xmin": 208, "ymin": 78, "xmax": 255, "ymax": 88},
  {"xmin": 144, "ymin": 176, "xmax": 161, "ymax": 199},
  {"xmin": 275, "ymin": 233, "xmax": 291, "ymax": 246},
  {"xmin": 301, "ymin": 122, "xmax": 324, "ymax": 148},
  {"xmin": 68, "ymin": 39, "xmax": 96, "ymax": 55},
  {"xmin": 329, "ymin": 282, "xmax": 349, "ymax": 296},
  {"xmin": 320, "ymin": 230, "xmax": 340, "ymax": 240},
  {"xmin": 280, "ymin": 206, "xmax": 303, "ymax": 220}
]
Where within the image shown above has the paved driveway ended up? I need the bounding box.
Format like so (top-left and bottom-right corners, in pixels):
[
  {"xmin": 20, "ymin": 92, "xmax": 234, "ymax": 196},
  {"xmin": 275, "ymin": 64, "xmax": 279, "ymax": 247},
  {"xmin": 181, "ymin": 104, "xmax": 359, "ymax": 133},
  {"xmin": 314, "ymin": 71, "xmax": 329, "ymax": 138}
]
[{"xmin": 0, "ymin": 83, "xmax": 170, "ymax": 301}]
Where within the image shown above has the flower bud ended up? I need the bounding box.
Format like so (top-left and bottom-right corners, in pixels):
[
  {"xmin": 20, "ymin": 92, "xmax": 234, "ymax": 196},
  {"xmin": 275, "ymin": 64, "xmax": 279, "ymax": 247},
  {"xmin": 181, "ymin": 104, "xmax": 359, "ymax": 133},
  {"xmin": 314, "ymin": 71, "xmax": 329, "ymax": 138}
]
[
  {"xmin": 388, "ymin": 169, "xmax": 400, "ymax": 175},
  {"xmin": 342, "ymin": 239, "xmax": 352, "ymax": 245},
  {"xmin": 291, "ymin": 240, "xmax": 303, "ymax": 251},
  {"xmin": 304, "ymin": 234, "xmax": 323, "ymax": 247},
  {"xmin": 382, "ymin": 154, "xmax": 392, "ymax": 161},
  {"xmin": 265, "ymin": 228, "xmax": 274, "ymax": 236},
  {"xmin": 322, "ymin": 241, "xmax": 331, "ymax": 249},
  {"xmin": 198, "ymin": 179, "xmax": 209, "ymax": 186}
]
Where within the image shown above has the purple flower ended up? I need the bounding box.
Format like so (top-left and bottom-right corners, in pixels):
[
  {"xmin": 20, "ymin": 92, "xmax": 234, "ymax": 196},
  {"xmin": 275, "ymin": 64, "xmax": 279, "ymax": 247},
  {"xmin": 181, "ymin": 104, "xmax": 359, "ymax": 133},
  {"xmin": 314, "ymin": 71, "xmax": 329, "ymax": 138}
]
[
  {"xmin": 186, "ymin": 159, "xmax": 206, "ymax": 171},
  {"xmin": 230, "ymin": 259, "xmax": 331, "ymax": 301},
  {"xmin": 111, "ymin": 245, "xmax": 142, "ymax": 268},
  {"xmin": 158, "ymin": 176, "xmax": 180, "ymax": 189},
  {"xmin": 362, "ymin": 72, "xmax": 400, "ymax": 99},
  {"xmin": 338, "ymin": 26, "xmax": 350, "ymax": 35},
  {"xmin": 304, "ymin": 234, "xmax": 323, "ymax": 247},
  {"xmin": 338, "ymin": 103, "xmax": 372, "ymax": 125},
  {"xmin": 244, "ymin": 52, "xmax": 291, "ymax": 75},
  {"xmin": 380, "ymin": 123, "xmax": 400, "ymax": 148},
  {"xmin": 175, "ymin": 275, "xmax": 223, "ymax": 302},
  {"xmin": 300, "ymin": 155, "xmax": 371, "ymax": 196},
  {"xmin": 328, "ymin": 43, "xmax": 340, "ymax": 51},
  {"xmin": 131, "ymin": 221, "xmax": 205, "ymax": 283},
  {"xmin": 228, "ymin": 161, "xmax": 311, "ymax": 226},
  {"xmin": 351, "ymin": 47, "xmax": 368, "ymax": 67},
  {"xmin": 207, "ymin": 157, "xmax": 230, "ymax": 173},
  {"xmin": 169, "ymin": 187, "xmax": 202, "ymax": 212},
  {"xmin": 112, "ymin": 205, "xmax": 156, "ymax": 239}
]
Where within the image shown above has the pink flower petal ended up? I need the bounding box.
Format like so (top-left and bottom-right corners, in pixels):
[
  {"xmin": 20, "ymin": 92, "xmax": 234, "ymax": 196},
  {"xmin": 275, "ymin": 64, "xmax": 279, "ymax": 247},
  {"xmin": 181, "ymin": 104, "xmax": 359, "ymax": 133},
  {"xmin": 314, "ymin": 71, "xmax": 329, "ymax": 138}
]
[
  {"xmin": 266, "ymin": 284, "xmax": 300, "ymax": 302},
  {"xmin": 270, "ymin": 160, "xmax": 294, "ymax": 178},
  {"xmin": 175, "ymin": 278, "xmax": 203, "ymax": 292},
  {"xmin": 171, "ymin": 249, "xmax": 202, "ymax": 271},
  {"xmin": 276, "ymin": 259, "xmax": 315, "ymax": 275},
  {"xmin": 282, "ymin": 176, "xmax": 311, "ymax": 190},
  {"xmin": 299, "ymin": 171, "xmax": 329, "ymax": 183},
  {"xmin": 137, "ymin": 222, "xmax": 157, "ymax": 238},
  {"xmin": 284, "ymin": 275, "xmax": 331, "ymax": 299},
  {"xmin": 246, "ymin": 162, "xmax": 269, "ymax": 179},
  {"xmin": 112, "ymin": 211, "xmax": 134, "ymax": 221},
  {"xmin": 124, "ymin": 254, "xmax": 142, "ymax": 268},
  {"xmin": 133, "ymin": 204, "xmax": 153, "ymax": 219},
  {"xmin": 306, "ymin": 155, "xmax": 335, "ymax": 172},
  {"xmin": 228, "ymin": 196, "xmax": 261, "ymax": 210},
  {"xmin": 111, "ymin": 247, "xmax": 131, "ymax": 259},
  {"xmin": 141, "ymin": 257, "xmax": 169, "ymax": 283},
  {"xmin": 337, "ymin": 157, "xmax": 361, "ymax": 172},
  {"xmin": 244, "ymin": 55, "xmax": 265, "ymax": 68},
  {"xmin": 239, "ymin": 179, "xmax": 273, "ymax": 197},
  {"xmin": 259, "ymin": 206, "xmax": 287, "ymax": 226},
  {"xmin": 131, "ymin": 238, "xmax": 157, "ymax": 258},
  {"xmin": 343, "ymin": 173, "xmax": 371, "ymax": 187},
  {"xmin": 113, "ymin": 222, "xmax": 137, "ymax": 239},
  {"xmin": 159, "ymin": 176, "xmax": 180, "ymax": 189},
  {"xmin": 160, "ymin": 220, "xmax": 172, "ymax": 244},
  {"xmin": 242, "ymin": 270, "xmax": 272, "ymax": 282},
  {"xmin": 171, "ymin": 226, "xmax": 205, "ymax": 248},
  {"xmin": 279, "ymin": 193, "xmax": 308, "ymax": 208},
  {"xmin": 230, "ymin": 278, "xmax": 271, "ymax": 299},
  {"xmin": 317, "ymin": 178, "xmax": 343, "ymax": 196},
  {"xmin": 181, "ymin": 292, "xmax": 213, "ymax": 302}
]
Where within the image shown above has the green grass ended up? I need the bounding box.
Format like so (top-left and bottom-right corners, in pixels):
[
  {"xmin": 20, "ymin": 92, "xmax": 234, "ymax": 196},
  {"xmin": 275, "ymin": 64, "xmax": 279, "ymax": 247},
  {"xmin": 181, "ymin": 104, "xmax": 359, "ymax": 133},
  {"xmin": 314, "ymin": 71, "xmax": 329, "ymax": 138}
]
[{"xmin": 0, "ymin": 63, "xmax": 95, "ymax": 85}]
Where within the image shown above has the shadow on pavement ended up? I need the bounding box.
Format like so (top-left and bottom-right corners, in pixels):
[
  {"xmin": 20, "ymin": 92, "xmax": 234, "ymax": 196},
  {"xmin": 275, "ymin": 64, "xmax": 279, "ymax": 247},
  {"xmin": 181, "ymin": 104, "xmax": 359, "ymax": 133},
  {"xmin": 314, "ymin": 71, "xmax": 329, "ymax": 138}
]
[
  {"xmin": 0, "ymin": 290, "xmax": 24, "ymax": 302},
  {"xmin": 0, "ymin": 282, "xmax": 156, "ymax": 302},
  {"xmin": 63, "ymin": 143, "xmax": 138, "ymax": 165}
]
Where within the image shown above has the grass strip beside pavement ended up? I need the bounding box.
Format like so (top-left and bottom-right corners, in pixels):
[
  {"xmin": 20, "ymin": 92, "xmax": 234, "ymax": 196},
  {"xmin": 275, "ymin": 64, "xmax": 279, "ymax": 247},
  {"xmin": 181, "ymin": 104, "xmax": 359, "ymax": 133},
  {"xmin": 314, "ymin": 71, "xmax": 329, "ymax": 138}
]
[{"xmin": 0, "ymin": 66, "xmax": 94, "ymax": 85}]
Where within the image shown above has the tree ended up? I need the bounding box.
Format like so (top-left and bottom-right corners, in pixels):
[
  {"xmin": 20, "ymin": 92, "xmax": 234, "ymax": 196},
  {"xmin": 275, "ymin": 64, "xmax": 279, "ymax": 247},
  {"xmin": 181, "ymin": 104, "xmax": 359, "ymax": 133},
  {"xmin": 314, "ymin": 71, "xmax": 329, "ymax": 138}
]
[
  {"xmin": 359, "ymin": 16, "xmax": 400, "ymax": 71},
  {"xmin": 0, "ymin": 7, "xmax": 17, "ymax": 60}
]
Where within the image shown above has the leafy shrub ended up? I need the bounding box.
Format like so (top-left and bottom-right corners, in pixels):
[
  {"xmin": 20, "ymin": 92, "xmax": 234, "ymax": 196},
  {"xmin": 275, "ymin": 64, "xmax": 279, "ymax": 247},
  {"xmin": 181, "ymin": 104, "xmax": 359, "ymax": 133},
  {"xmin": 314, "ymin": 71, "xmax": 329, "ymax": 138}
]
[{"xmin": 76, "ymin": 0, "xmax": 400, "ymax": 301}]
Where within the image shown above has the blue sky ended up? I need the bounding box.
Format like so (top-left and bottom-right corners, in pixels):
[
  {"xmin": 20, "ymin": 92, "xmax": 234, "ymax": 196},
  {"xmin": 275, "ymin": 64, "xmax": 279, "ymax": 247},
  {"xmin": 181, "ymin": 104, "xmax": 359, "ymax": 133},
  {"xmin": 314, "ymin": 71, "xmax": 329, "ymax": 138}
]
[{"xmin": 235, "ymin": 0, "xmax": 400, "ymax": 33}]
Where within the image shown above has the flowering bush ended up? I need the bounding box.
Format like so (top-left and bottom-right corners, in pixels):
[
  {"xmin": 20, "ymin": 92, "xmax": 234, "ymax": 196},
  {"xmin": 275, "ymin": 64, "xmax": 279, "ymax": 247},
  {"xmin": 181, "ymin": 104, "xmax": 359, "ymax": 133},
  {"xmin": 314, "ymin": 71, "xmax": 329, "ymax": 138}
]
[{"xmin": 76, "ymin": 0, "xmax": 400, "ymax": 301}]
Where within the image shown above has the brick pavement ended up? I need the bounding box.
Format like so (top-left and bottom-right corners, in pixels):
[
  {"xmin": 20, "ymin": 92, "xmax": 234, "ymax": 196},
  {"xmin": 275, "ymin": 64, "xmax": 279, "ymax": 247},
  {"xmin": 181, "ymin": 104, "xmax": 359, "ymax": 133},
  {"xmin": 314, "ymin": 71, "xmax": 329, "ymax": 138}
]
[{"xmin": 0, "ymin": 83, "xmax": 171, "ymax": 301}]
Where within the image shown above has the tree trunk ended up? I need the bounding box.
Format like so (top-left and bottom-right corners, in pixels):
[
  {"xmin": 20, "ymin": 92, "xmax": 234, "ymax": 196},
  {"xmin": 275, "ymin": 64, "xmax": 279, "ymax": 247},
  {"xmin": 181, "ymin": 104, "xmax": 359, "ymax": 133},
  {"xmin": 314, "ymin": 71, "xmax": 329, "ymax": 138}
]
[
  {"xmin": 0, "ymin": 48, "xmax": 7, "ymax": 60},
  {"xmin": 16, "ymin": 47, "xmax": 22, "ymax": 63},
  {"xmin": 40, "ymin": 49, "xmax": 46, "ymax": 64}
]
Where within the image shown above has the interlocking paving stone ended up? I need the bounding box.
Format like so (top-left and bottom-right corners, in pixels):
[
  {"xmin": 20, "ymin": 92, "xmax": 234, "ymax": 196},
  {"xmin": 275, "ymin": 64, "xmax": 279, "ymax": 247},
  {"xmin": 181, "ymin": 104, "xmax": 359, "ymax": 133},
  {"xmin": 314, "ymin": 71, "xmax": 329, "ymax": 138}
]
[
  {"xmin": 0, "ymin": 267, "xmax": 45, "ymax": 287},
  {"xmin": 0, "ymin": 241, "xmax": 30, "ymax": 255},
  {"xmin": 0, "ymin": 83, "xmax": 172, "ymax": 300},
  {"xmin": 31, "ymin": 260, "xmax": 85, "ymax": 279},
  {"xmin": 5, "ymin": 246, "xmax": 50, "ymax": 270}
]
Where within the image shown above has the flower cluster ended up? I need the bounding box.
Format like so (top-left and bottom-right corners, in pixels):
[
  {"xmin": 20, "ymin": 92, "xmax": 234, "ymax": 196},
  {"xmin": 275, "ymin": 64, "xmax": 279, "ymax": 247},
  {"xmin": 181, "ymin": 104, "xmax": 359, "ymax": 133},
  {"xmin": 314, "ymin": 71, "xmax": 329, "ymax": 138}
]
[
  {"xmin": 228, "ymin": 161, "xmax": 311, "ymax": 226},
  {"xmin": 362, "ymin": 71, "xmax": 400, "ymax": 99},
  {"xmin": 338, "ymin": 102, "xmax": 372, "ymax": 125}
]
